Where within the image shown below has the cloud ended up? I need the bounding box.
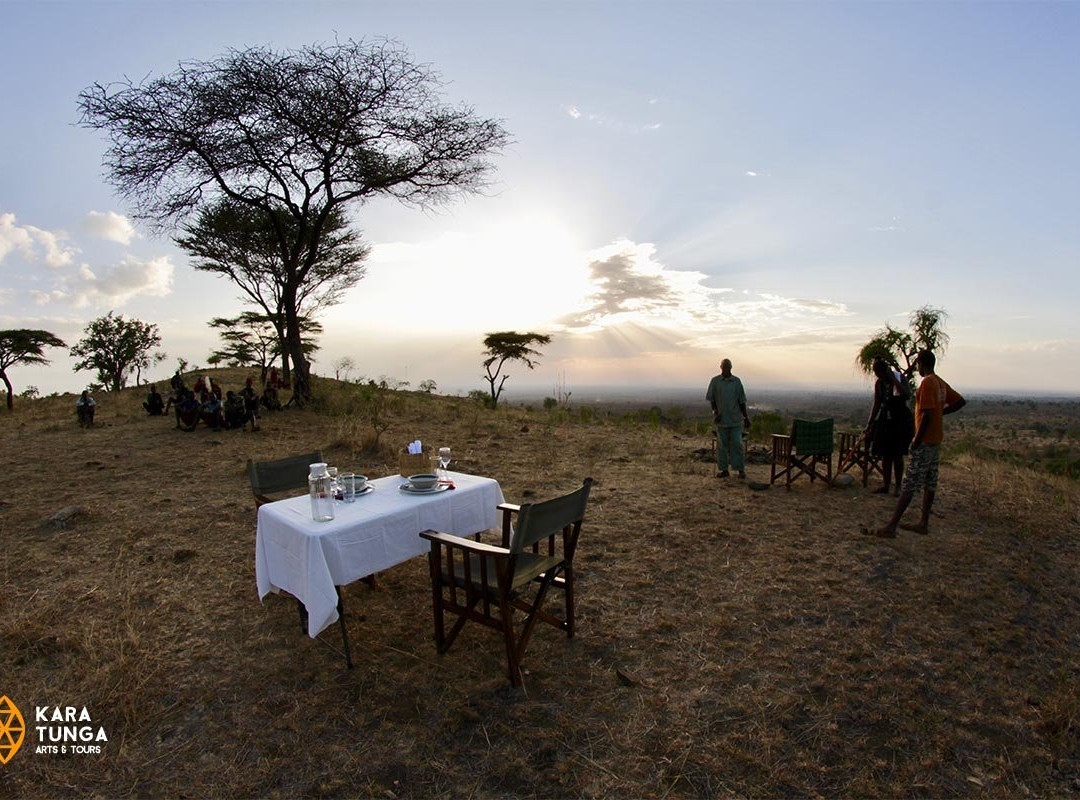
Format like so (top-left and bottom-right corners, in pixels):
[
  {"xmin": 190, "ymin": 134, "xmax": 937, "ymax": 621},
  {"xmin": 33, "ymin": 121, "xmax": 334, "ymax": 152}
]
[
  {"xmin": 0, "ymin": 212, "xmax": 78, "ymax": 268},
  {"xmin": 55, "ymin": 255, "xmax": 174, "ymax": 307},
  {"xmin": 745, "ymin": 170, "xmax": 758, "ymax": 177},
  {"xmin": 561, "ymin": 103, "xmax": 661, "ymax": 132},
  {"xmin": 556, "ymin": 241, "xmax": 717, "ymax": 331},
  {"xmin": 82, "ymin": 211, "xmax": 138, "ymax": 245},
  {"xmin": 554, "ymin": 239, "xmax": 853, "ymax": 358}
]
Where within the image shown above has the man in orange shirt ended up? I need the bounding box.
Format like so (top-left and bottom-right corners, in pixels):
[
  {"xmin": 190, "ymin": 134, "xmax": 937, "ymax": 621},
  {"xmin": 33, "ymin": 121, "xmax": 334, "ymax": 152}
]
[{"xmin": 865, "ymin": 350, "xmax": 965, "ymax": 537}]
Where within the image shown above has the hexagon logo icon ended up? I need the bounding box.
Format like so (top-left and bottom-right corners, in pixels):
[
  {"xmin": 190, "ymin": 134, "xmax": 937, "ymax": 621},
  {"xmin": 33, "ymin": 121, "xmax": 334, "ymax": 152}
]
[{"xmin": 0, "ymin": 696, "xmax": 26, "ymax": 765}]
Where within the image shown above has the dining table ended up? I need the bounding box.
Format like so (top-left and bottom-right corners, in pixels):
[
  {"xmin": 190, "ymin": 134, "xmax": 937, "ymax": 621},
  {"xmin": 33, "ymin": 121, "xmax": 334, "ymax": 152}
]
[{"xmin": 255, "ymin": 470, "xmax": 505, "ymax": 646}]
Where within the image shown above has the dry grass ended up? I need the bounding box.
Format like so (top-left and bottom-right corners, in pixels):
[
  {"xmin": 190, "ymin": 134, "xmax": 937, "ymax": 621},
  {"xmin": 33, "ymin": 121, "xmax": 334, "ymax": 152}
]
[{"xmin": 1, "ymin": 374, "xmax": 1079, "ymax": 798}]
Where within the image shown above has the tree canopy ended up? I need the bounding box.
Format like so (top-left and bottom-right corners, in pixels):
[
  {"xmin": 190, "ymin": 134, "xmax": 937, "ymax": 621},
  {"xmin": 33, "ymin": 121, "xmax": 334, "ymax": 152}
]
[
  {"xmin": 481, "ymin": 331, "xmax": 552, "ymax": 408},
  {"xmin": 175, "ymin": 200, "xmax": 367, "ymax": 384},
  {"xmin": 78, "ymin": 38, "xmax": 509, "ymax": 401},
  {"xmin": 856, "ymin": 305, "xmax": 950, "ymax": 379},
  {"xmin": 207, "ymin": 312, "xmax": 321, "ymax": 385},
  {"xmin": 0, "ymin": 329, "xmax": 66, "ymax": 410},
  {"xmin": 70, "ymin": 312, "xmax": 162, "ymax": 392}
]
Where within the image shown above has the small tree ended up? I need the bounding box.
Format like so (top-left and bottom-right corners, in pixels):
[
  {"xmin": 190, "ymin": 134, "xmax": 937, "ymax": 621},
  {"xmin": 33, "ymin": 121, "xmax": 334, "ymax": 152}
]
[
  {"xmin": 334, "ymin": 357, "xmax": 357, "ymax": 382},
  {"xmin": 856, "ymin": 305, "xmax": 950, "ymax": 380},
  {"xmin": 481, "ymin": 331, "xmax": 551, "ymax": 409},
  {"xmin": 208, "ymin": 312, "xmax": 321, "ymax": 385},
  {"xmin": 0, "ymin": 329, "xmax": 66, "ymax": 410},
  {"xmin": 418, "ymin": 379, "xmax": 437, "ymax": 394},
  {"xmin": 70, "ymin": 312, "xmax": 162, "ymax": 392}
]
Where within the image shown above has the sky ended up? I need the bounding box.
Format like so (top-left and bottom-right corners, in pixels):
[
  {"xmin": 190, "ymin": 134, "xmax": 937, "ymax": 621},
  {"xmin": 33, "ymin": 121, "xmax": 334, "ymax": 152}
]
[{"xmin": 2, "ymin": 0, "xmax": 1079, "ymax": 400}]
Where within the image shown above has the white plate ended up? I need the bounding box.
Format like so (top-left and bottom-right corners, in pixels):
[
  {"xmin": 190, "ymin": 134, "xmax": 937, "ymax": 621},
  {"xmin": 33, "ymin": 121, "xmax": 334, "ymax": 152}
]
[
  {"xmin": 399, "ymin": 482, "xmax": 450, "ymax": 495},
  {"xmin": 352, "ymin": 484, "xmax": 374, "ymax": 497}
]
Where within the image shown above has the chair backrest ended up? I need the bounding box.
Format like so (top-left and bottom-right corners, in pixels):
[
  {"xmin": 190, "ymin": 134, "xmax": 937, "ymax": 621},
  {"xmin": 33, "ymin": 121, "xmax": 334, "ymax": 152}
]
[
  {"xmin": 511, "ymin": 478, "xmax": 593, "ymax": 554},
  {"xmin": 792, "ymin": 419, "xmax": 834, "ymax": 456},
  {"xmin": 247, "ymin": 451, "xmax": 323, "ymax": 504}
]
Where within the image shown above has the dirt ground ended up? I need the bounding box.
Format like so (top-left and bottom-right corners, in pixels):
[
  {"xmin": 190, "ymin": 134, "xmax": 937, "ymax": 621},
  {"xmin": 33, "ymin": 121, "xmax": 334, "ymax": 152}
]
[{"xmin": 2, "ymin": 376, "xmax": 1078, "ymax": 798}]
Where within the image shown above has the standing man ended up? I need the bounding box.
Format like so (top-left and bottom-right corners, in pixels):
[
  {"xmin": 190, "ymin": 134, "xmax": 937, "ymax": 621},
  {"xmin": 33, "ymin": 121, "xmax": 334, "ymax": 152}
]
[
  {"xmin": 866, "ymin": 350, "xmax": 965, "ymax": 537},
  {"xmin": 706, "ymin": 358, "xmax": 752, "ymax": 479}
]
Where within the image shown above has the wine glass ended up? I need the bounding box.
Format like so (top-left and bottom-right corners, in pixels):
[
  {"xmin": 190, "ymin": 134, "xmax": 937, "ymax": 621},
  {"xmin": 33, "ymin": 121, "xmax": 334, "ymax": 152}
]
[{"xmin": 438, "ymin": 447, "xmax": 451, "ymax": 481}]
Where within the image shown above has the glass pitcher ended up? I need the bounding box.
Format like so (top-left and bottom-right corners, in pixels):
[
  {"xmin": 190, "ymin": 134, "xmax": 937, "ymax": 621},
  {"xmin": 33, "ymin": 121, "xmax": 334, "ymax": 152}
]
[{"xmin": 308, "ymin": 462, "xmax": 335, "ymax": 522}]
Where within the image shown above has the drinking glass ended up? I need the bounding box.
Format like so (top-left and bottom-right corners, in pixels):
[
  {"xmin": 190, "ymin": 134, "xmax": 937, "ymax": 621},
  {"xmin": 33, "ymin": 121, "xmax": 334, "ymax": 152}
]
[
  {"xmin": 327, "ymin": 466, "xmax": 341, "ymax": 500},
  {"xmin": 340, "ymin": 472, "xmax": 356, "ymax": 503},
  {"xmin": 438, "ymin": 447, "xmax": 451, "ymax": 480}
]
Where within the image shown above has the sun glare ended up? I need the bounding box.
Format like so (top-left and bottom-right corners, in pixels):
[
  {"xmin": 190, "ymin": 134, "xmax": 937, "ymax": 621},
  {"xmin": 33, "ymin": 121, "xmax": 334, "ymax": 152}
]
[{"xmin": 328, "ymin": 213, "xmax": 591, "ymax": 336}]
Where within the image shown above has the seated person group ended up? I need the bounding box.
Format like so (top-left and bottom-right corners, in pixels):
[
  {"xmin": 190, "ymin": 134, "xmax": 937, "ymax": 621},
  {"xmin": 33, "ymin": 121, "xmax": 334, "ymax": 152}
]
[{"xmin": 156, "ymin": 371, "xmax": 277, "ymax": 432}]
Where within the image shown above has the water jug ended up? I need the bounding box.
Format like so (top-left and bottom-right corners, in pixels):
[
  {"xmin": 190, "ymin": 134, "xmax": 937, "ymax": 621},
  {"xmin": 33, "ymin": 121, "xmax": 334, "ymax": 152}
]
[{"xmin": 308, "ymin": 462, "xmax": 335, "ymax": 522}]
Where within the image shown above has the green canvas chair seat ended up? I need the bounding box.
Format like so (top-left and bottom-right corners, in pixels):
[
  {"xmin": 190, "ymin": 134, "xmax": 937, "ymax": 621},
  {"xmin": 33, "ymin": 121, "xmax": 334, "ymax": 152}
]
[
  {"xmin": 420, "ymin": 478, "xmax": 593, "ymax": 687},
  {"xmin": 770, "ymin": 419, "xmax": 834, "ymax": 488}
]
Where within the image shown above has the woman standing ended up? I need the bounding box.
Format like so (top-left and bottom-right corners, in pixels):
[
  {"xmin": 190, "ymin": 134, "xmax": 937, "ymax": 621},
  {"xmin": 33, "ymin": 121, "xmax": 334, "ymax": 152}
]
[{"xmin": 864, "ymin": 358, "xmax": 914, "ymax": 495}]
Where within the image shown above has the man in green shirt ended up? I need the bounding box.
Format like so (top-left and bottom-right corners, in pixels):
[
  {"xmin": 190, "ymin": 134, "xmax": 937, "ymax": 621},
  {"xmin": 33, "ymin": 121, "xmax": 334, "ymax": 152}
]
[{"xmin": 706, "ymin": 358, "xmax": 751, "ymax": 478}]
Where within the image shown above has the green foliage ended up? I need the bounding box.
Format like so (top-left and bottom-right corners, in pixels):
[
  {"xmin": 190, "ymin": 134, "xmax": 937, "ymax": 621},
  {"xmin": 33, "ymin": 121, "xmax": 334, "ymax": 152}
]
[
  {"xmin": 749, "ymin": 410, "xmax": 788, "ymax": 442},
  {"xmin": 70, "ymin": 312, "xmax": 162, "ymax": 392},
  {"xmin": 20, "ymin": 385, "xmax": 40, "ymax": 400},
  {"xmin": 857, "ymin": 305, "xmax": 950, "ymax": 379},
  {"xmin": 543, "ymin": 397, "xmax": 558, "ymax": 411}
]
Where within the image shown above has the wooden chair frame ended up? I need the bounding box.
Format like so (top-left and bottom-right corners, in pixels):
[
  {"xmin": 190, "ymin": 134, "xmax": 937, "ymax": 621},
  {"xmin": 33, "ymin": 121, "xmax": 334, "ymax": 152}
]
[
  {"xmin": 835, "ymin": 431, "xmax": 883, "ymax": 487},
  {"xmin": 420, "ymin": 478, "xmax": 593, "ymax": 687},
  {"xmin": 770, "ymin": 419, "xmax": 834, "ymax": 488}
]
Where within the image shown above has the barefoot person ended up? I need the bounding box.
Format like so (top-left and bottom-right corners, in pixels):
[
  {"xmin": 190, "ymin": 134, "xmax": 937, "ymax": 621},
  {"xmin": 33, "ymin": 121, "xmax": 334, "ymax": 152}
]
[
  {"xmin": 706, "ymin": 358, "xmax": 752, "ymax": 479},
  {"xmin": 864, "ymin": 358, "xmax": 914, "ymax": 495},
  {"xmin": 865, "ymin": 350, "xmax": 965, "ymax": 537}
]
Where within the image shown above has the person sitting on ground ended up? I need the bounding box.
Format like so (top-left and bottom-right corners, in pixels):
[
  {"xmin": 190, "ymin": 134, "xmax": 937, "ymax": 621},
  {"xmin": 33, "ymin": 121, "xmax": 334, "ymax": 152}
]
[
  {"xmin": 261, "ymin": 381, "xmax": 281, "ymax": 412},
  {"xmin": 165, "ymin": 372, "xmax": 185, "ymax": 414},
  {"xmin": 143, "ymin": 384, "xmax": 165, "ymax": 416},
  {"xmin": 223, "ymin": 390, "xmax": 247, "ymax": 430},
  {"xmin": 192, "ymin": 375, "xmax": 207, "ymax": 397},
  {"xmin": 209, "ymin": 378, "xmax": 223, "ymax": 401},
  {"xmin": 176, "ymin": 389, "xmax": 200, "ymax": 432},
  {"xmin": 240, "ymin": 377, "xmax": 261, "ymax": 431},
  {"xmin": 76, "ymin": 390, "xmax": 96, "ymax": 428},
  {"xmin": 199, "ymin": 389, "xmax": 224, "ymax": 432}
]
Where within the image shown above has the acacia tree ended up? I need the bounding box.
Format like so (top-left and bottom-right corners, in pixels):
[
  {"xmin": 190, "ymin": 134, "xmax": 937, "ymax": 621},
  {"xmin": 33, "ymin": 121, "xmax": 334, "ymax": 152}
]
[
  {"xmin": 207, "ymin": 312, "xmax": 321, "ymax": 385},
  {"xmin": 78, "ymin": 39, "xmax": 509, "ymax": 403},
  {"xmin": 856, "ymin": 305, "xmax": 950, "ymax": 380},
  {"xmin": 482, "ymin": 331, "xmax": 552, "ymax": 409},
  {"xmin": 70, "ymin": 312, "xmax": 162, "ymax": 392},
  {"xmin": 176, "ymin": 201, "xmax": 366, "ymax": 385},
  {"xmin": 0, "ymin": 329, "xmax": 67, "ymax": 410}
]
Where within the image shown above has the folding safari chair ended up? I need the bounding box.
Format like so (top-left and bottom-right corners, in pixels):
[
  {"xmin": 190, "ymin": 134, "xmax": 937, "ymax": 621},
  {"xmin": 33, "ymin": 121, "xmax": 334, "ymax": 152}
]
[
  {"xmin": 770, "ymin": 419, "xmax": 834, "ymax": 488},
  {"xmin": 248, "ymin": 451, "xmax": 356, "ymax": 669},
  {"xmin": 420, "ymin": 478, "xmax": 593, "ymax": 687},
  {"xmin": 835, "ymin": 431, "xmax": 883, "ymax": 487}
]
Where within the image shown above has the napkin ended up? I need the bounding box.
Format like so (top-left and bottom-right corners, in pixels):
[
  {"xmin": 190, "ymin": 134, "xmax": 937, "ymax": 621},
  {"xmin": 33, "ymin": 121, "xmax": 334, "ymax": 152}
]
[{"xmin": 408, "ymin": 439, "xmax": 423, "ymax": 455}]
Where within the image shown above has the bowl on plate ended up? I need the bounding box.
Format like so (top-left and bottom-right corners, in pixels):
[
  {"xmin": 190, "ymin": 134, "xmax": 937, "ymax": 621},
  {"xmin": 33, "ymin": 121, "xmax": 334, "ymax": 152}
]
[{"xmin": 407, "ymin": 473, "xmax": 439, "ymax": 490}]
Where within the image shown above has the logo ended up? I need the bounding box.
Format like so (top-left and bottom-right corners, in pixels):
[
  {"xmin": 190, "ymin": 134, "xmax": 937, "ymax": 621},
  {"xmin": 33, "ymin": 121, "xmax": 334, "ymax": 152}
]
[{"xmin": 0, "ymin": 696, "xmax": 26, "ymax": 765}]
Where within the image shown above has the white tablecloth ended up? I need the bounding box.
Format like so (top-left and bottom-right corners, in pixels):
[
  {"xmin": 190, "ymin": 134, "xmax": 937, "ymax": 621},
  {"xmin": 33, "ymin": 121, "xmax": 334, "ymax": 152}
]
[{"xmin": 255, "ymin": 471, "xmax": 504, "ymax": 637}]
